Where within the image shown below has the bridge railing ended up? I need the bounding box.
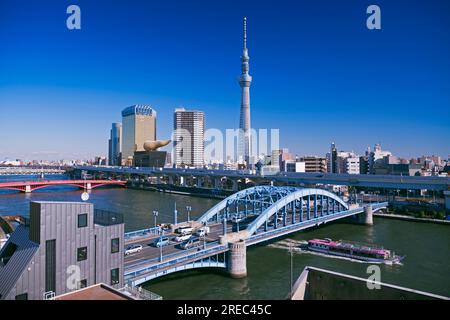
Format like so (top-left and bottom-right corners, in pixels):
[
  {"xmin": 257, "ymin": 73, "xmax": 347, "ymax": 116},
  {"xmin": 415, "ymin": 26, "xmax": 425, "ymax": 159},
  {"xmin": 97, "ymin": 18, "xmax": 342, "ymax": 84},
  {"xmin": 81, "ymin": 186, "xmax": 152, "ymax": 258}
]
[
  {"xmin": 125, "ymin": 244, "xmax": 227, "ymax": 280},
  {"xmin": 125, "ymin": 240, "xmax": 222, "ymax": 271},
  {"xmin": 248, "ymin": 206, "xmax": 365, "ymax": 243},
  {"xmin": 371, "ymin": 202, "xmax": 388, "ymax": 209},
  {"xmin": 124, "ymin": 227, "xmax": 161, "ymax": 241}
]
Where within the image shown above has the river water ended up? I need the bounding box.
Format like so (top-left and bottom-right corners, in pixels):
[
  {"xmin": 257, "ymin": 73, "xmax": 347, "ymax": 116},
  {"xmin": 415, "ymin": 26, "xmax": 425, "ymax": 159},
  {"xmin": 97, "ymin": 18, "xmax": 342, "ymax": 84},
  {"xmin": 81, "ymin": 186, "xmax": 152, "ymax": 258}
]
[{"xmin": 1, "ymin": 175, "xmax": 449, "ymax": 298}]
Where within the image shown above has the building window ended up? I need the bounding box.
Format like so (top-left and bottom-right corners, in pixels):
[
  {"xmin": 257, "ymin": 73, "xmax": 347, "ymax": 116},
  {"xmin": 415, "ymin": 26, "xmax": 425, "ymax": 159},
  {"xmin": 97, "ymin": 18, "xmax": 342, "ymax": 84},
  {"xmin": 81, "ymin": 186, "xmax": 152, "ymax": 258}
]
[
  {"xmin": 15, "ymin": 293, "xmax": 28, "ymax": 300},
  {"xmin": 111, "ymin": 268, "xmax": 120, "ymax": 285},
  {"xmin": 78, "ymin": 279, "xmax": 87, "ymax": 289},
  {"xmin": 77, "ymin": 247, "xmax": 88, "ymax": 261},
  {"xmin": 78, "ymin": 214, "xmax": 88, "ymax": 228},
  {"xmin": 111, "ymin": 238, "xmax": 120, "ymax": 254}
]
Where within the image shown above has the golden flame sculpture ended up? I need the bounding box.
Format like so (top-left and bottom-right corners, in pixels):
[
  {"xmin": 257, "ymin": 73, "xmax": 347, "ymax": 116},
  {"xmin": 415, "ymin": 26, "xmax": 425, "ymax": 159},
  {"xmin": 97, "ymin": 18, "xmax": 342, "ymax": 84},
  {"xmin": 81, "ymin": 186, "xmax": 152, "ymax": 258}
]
[{"xmin": 143, "ymin": 140, "xmax": 171, "ymax": 151}]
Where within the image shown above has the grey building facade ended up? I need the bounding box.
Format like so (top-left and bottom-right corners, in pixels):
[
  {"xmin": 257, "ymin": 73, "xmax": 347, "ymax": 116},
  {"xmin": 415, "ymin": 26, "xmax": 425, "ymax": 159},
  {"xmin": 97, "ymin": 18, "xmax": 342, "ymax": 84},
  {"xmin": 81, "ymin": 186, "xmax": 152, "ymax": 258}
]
[{"xmin": 0, "ymin": 201, "xmax": 124, "ymax": 300}]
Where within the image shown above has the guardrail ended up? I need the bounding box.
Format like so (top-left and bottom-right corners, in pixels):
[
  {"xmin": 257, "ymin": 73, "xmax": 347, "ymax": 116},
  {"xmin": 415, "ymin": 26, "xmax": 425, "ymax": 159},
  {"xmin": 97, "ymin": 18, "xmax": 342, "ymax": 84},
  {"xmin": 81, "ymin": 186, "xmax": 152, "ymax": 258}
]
[
  {"xmin": 125, "ymin": 240, "xmax": 221, "ymax": 271},
  {"xmin": 371, "ymin": 202, "xmax": 389, "ymax": 209},
  {"xmin": 125, "ymin": 244, "xmax": 227, "ymax": 280},
  {"xmin": 124, "ymin": 227, "xmax": 161, "ymax": 241},
  {"xmin": 120, "ymin": 285, "xmax": 163, "ymax": 300}
]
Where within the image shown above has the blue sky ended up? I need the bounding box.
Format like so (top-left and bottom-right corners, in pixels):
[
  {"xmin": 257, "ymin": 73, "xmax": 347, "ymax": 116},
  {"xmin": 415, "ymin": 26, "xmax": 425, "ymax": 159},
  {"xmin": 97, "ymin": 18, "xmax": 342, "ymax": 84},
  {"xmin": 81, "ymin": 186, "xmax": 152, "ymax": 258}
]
[{"xmin": 0, "ymin": 0, "xmax": 449, "ymax": 161}]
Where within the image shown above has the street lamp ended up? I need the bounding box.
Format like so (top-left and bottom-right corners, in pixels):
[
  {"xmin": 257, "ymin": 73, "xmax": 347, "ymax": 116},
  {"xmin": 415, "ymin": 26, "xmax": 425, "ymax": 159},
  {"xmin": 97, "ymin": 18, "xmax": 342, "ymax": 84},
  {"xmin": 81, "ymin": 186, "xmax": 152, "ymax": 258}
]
[
  {"xmin": 186, "ymin": 206, "xmax": 192, "ymax": 222},
  {"xmin": 174, "ymin": 202, "xmax": 178, "ymax": 225},
  {"xmin": 159, "ymin": 229, "xmax": 164, "ymax": 262},
  {"xmin": 202, "ymin": 234, "xmax": 206, "ymax": 250},
  {"xmin": 235, "ymin": 214, "xmax": 240, "ymax": 232},
  {"xmin": 288, "ymin": 243, "xmax": 294, "ymax": 299},
  {"xmin": 153, "ymin": 210, "xmax": 159, "ymax": 235}
]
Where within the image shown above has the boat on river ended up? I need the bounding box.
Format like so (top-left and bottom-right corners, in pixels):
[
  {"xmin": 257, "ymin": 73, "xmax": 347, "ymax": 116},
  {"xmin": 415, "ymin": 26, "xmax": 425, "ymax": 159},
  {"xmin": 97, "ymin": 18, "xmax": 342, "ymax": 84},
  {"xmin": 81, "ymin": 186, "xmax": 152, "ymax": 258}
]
[{"xmin": 304, "ymin": 238, "xmax": 404, "ymax": 265}]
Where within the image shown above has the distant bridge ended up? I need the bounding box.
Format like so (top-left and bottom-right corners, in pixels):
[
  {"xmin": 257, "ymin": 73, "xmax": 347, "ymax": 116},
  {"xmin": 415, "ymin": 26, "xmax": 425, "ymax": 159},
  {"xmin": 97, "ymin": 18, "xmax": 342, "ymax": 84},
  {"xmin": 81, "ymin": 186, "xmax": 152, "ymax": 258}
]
[
  {"xmin": 123, "ymin": 186, "xmax": 387, "ymax": 286},
  {"xmin": 0, "ymin": 166, "xmax": 66, "ymax": 175},
  {"xmin": 74, "ymin": 165, "xmax": 450, "ymax": 191},
  {"xmin": 0, "ymin": 180, "xmax": 127, "ymax": 193}
]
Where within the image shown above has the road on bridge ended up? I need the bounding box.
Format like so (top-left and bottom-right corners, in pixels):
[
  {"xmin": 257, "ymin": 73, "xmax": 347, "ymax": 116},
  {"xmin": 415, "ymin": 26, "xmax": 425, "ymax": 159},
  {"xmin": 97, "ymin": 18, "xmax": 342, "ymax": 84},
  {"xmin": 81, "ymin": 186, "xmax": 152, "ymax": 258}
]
[
  {"xmin": 124, "ymin": 222, "xmax": 234, "ymax": 271},
  {"xmin": 123, "ymin": 209, "xmax": 323, "ymax": 272}
]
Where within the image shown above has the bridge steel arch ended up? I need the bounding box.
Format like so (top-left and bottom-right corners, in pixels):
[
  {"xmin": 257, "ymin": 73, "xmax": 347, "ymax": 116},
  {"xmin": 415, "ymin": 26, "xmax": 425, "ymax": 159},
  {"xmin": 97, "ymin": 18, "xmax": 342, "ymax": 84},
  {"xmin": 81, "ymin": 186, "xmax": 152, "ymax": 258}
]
[
  {"xmin": 197, "ymin": 186, "xmax": 299, "ymax": 224},
  {"xmin": 245, "ymin": 188, "xmax": 349, "ymax": 236},
  {"xmin": 197, "ymin": 186, "xmax": 350, "ymax": 234}
]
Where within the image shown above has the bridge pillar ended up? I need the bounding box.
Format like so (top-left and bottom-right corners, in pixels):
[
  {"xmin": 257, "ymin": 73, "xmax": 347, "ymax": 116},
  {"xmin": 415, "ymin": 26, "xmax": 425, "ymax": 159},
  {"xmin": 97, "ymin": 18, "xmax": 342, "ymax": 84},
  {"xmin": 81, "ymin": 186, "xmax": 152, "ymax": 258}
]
[
  {"xmin": 86, "ymin": 183, "xmax": 92, "ymax": 190},
  {"xmin": 232, "ymin": 180, "xmax": 238, "ymax": 192},
  {"xmin": 227, "ymin": 240, "xmax": 247, "ymax": 279},
  {"xmin": 444, "ymin": 191, "xmax": 450, "ymax": 212},
  {"xmin": 359, "ymin": 206, "xmax": 373, "ymax": 225},
  {"xmin": 25, "ymin": 185, "xmax": 31, "ymax": 193}
]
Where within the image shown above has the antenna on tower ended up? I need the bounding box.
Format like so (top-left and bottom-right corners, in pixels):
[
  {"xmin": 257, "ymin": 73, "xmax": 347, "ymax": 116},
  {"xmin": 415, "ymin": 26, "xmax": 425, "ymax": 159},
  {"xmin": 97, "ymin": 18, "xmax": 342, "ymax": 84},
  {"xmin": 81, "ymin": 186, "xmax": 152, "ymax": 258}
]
[{"xmin": 243, "ymin": 17, "xmax": 247, "ymax": 49}]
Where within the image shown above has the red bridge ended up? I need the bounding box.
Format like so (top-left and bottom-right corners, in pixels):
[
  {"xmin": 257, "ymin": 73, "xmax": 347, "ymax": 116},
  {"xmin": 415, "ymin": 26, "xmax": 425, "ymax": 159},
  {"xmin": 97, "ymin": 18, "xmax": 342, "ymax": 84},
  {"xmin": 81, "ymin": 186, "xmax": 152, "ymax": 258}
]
[{"xmin": 0, "ymin": 180, "xmax": 127, "ymax": 193}]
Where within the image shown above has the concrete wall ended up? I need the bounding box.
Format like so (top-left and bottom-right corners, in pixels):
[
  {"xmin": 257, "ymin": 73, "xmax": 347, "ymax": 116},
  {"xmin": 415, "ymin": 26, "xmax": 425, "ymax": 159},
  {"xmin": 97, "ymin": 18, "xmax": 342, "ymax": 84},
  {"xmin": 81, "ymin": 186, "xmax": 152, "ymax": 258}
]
[{"xmin": 291, "ymin": 267, "xmax": 448, "ymax": 300}]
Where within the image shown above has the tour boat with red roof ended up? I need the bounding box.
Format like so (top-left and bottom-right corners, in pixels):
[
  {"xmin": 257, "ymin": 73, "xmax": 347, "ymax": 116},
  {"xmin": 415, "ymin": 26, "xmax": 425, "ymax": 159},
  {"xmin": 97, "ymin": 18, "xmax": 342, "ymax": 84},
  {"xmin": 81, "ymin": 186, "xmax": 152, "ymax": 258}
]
[{"xmin": 306, "ymin": 238, "xmax": 404, "ymax": 264}]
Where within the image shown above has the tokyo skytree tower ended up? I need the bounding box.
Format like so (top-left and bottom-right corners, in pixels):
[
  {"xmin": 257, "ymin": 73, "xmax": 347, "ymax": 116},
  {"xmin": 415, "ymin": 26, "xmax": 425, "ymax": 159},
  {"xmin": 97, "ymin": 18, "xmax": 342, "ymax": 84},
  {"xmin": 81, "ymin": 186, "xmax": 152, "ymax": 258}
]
[{"xmin": 238, "ymin": 17, "xmax": 252, "ymax": 165}]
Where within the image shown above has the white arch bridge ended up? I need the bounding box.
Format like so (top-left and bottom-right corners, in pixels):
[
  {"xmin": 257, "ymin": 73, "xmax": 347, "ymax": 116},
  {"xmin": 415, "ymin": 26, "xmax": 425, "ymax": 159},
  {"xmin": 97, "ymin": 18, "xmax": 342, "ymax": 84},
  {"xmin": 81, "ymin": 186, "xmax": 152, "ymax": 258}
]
[{"xmin": 124, "ymin": 186, "xmax": 387, "ymax": 286}]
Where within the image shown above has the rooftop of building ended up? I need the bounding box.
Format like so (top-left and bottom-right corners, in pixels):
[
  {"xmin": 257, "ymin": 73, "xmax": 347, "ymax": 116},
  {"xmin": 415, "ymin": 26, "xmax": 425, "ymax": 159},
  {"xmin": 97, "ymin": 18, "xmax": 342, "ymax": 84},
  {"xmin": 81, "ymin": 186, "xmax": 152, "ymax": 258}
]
[
  {"xmin": 54, "ymin": 283, "xmax": 163, "ymax": 300},
  {"xmin": 32, "ymin": 200, "xmax": 92, "ymax": 205},
  {"xmin": 174, "ymin": 107, "xmax": 204, "ymax": 113},
  {"xmin": 122, "ymin": 105, "xmax": 156, "ymax": 117},
  {"xmin": 29, "ymin": 202, "xmax": 123, "ymax": 227},
  {"xmin": 54, "ymin": 284, "xmax": 133, "ymax": 300},
  {"xmin": 0, "ymin": 224, "xmax": 39, "ymax": 299},
  {"xmin": 290, "ymin": 266, "xmax": 449, "ymax": 300}
]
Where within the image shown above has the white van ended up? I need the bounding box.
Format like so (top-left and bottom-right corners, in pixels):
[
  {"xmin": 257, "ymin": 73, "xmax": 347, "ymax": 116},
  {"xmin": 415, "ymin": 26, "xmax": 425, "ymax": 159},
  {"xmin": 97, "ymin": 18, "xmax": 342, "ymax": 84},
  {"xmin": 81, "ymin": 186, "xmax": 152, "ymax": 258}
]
[
  {"xmin": 177, "ymin": 227, "xmax": 193, "ymax": 235},
  {"xmin": 195, "ymin": 226, "xmax": 210, "ymax": 237}
]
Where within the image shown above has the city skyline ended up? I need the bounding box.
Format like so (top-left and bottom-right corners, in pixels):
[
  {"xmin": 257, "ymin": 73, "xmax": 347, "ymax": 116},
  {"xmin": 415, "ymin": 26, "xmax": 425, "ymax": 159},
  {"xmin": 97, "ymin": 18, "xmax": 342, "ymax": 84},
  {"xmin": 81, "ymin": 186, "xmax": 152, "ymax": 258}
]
[{"xmin": 1, "ymin": 0, "xmax": 449, "ymax": 161}]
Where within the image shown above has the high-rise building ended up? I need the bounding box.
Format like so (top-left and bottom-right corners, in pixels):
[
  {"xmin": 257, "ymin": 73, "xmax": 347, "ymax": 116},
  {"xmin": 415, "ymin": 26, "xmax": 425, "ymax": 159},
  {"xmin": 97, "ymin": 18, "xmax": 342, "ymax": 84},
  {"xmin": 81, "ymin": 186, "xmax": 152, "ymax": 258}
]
[
  {"xmin": 284, "ymin": 160, "xmax": 306, "ymax": 173},
  {"xmin": 173, "ymin": 108, "xmax": 204, "ymax": 168},
  {"xmin": 108, "ymin": 123, "xmax": 122, "ymax": 166},
  {"xmin": 271, "ymin": 149, "xmax": 280, "ymax": 168},
  {"xmin": 359, "ymin": 156, "xmax": 369, "ymax": 174},
  {"xmin": 344, "ymin": 157, "xmax": 360, "ymax": 175},
  {"xmin": 328, "ymin": 142, "xmax": 338, "ymax": 173},
  {"xmin": 121, "ymin": 105, "xmax": 156, "ymax": 166},
  {"xmin": 298, "ymin": 156, "xmax": 328, "ymax": 173},
  {"xmin": 238, "ymin": 17, "xmax": 252, "ymax": 165},
  {"xmin": 335, "ymin": 151, "xmax": 358, "ymax": 174},
  {"xmin": 278, "ymin": 148, "xmax": 295, "ymax": 172},
  {"xmin": 369, "ymin": 143, "xmax": 392, "ymax": 174}
]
